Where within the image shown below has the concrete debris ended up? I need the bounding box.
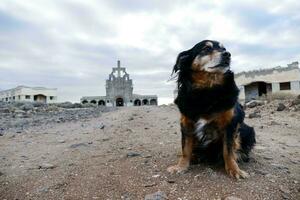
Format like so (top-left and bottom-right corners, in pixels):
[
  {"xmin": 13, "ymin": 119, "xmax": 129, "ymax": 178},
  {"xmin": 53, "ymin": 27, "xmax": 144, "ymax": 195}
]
[
  {"xmin": 245, "ymin": 100, "xmax": 264, "ymax": 108},
  {"xmin": 248, "ymin": 112, "xmax": 261, "ymax": 118},
  {"xmin": 277, "ymin": 103, "xmax": 286, "ymax": 111},
  {"xmin": 144, "ymin": 191, "xmax": 168, "ymax": 200}
]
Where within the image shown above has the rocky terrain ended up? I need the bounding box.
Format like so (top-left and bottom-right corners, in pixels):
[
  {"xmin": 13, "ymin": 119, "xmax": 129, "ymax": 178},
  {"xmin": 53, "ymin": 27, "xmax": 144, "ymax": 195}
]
[{"xmin": 0, "ymin": 99, "xmax": 299, "ymax": 200}]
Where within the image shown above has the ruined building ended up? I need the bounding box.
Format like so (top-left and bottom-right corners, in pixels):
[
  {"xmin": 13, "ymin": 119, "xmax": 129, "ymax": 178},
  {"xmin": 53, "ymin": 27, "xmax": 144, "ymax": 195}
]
[
  {"xmin": 235, "ymin": 61, "xmax": 300, "ymax": 101},
  {"xmin": 0, "ymin": 86, "xmax": 57, "ymax": 103},
  {"xmin": 80, "ymin": 61, "xmax": 158, "ymax": 107}
]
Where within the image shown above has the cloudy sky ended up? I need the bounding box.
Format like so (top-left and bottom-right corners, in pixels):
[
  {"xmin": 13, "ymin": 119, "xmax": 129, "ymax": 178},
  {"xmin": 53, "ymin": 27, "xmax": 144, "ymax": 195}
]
[{"xmin": 0, "ymin": 0, "xmax": 299, "ymax": 104}]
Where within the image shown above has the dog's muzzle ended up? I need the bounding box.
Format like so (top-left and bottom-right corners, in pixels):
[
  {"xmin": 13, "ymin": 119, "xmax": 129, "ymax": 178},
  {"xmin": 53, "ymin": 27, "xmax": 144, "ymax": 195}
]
[{"xmin": 220, "ymin": 51, "xmax": 231, "ymax": 67}]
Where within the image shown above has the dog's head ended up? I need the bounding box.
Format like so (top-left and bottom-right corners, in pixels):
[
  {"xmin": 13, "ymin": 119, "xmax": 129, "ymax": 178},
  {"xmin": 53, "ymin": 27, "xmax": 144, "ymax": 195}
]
[{"xmin": 173, "ymin": 40, "xmax": 231, "ymax": 74}]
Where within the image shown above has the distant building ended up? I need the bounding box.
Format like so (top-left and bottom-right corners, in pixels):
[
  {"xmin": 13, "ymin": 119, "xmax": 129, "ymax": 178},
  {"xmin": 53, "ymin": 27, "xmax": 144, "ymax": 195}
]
[
  {"xmin": 0, "ymin": 86, "xmax": 58, "ymax": 103},
  {"xmin": 235, "ymin": 61, "xmax": 300, "ymax": 101},
  {"xmin": 80, "ymin": 60, "xmax": 158, "ymax": 107}
]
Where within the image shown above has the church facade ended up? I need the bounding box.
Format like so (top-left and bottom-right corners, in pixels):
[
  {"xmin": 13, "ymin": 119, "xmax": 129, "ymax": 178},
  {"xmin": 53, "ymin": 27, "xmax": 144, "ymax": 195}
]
[{"xmin": 80, "ymin": 61, "xmax": 158, "ymax": 107}]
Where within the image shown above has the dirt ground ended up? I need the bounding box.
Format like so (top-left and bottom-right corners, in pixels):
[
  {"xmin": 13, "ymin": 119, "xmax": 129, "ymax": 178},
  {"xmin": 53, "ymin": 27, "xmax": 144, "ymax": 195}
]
[{"xmin": 0, "ymin": 102, "xmax": 299, "ymax": 200}]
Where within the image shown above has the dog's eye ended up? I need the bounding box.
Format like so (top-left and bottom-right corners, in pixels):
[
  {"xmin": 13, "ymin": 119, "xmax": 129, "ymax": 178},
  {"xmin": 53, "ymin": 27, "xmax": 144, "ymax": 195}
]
[{"xmin": 203, "ymin": 46, "xmax": 213, "ymax": 52}]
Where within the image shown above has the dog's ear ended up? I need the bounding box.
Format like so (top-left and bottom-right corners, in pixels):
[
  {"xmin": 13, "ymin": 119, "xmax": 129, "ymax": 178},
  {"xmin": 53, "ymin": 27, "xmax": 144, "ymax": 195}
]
[{"xmin": 172, "ymin": 50, "xmax": 192, "ymax": 75}]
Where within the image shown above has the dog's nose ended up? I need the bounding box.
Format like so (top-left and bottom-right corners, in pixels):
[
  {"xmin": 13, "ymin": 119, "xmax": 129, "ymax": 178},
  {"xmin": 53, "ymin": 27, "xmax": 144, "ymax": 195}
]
[{"xmin": 223, "ymin": 51, "xmax": 231, "ymax": 58}]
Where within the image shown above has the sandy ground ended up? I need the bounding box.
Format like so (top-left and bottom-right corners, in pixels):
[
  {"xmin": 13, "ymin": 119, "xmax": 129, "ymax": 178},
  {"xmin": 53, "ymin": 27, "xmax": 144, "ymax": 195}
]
[{"xmin": 0, "ymin": 103, "xmax": 299, "ymax": 200}]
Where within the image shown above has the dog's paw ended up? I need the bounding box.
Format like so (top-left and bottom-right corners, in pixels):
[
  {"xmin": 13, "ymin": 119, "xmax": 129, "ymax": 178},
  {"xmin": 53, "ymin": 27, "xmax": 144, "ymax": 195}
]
[
  {"xmin": 167, "ymin": 164, "xmax": 189, "ymax": 174},
  {"xmin": 226, "ymin": 167, "xmax": 249, "ymax": 179}
]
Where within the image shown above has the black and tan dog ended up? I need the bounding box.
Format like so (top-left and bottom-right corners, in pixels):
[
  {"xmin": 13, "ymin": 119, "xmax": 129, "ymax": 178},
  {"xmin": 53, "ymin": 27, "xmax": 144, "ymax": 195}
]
[{"xmin": 168, "ymin": 40, "xmax": 256, "ymax": 179}]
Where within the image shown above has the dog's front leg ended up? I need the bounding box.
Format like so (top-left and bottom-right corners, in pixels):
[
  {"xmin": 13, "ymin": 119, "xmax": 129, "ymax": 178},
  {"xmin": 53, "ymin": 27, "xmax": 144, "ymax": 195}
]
[
  {"xmin": 223, "ymin": 123, "xmax": 249, "ymax": 179},
  {"xmin": 167, "ymin": 115, "xmax": 195, "ymax": 174},
  {"xmin": 167, "ymin": 134, "xmax": 195, "ymax": 173}
]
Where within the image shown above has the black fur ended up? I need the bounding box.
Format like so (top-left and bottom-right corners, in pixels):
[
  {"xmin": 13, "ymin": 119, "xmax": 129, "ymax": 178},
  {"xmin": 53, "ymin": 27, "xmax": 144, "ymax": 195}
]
[
  {"xmin": 175, "ymin": 70, "xmax": 239, "ymax": 121},
  {"xmin": 238, "ymin": 123, "xmax": 256, "ymax": 162}
]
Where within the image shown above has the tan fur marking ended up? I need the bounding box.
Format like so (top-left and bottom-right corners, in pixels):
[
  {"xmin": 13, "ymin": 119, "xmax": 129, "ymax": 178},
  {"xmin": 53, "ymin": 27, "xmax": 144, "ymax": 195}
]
[
  {"xmin": 214, "ymin": 109, "xmax": 234, "ymax": 128},
  {"xmin": 191, "ymin": 71, "xmax": 224, "ymax": 88},
  {"xmin": 192, "ymin": 51, "xmax": 221, "ymax": 72},
  {"xmin": 223, "ymin": 141, "xmax": 238, "ymax": 172},
  {"xmin": 206, "ymin": 41, "xmax": 213, "ymax": 47},
  {"xmin": 179, "ymin": 136, "xmax": 194, "ymax": 165},
  {"xmin": 233, "ymin": 124, "xmax": 241, "ymax": 150},
  {"xmin": 180, "ymin": 115, "xmax": 194, "ymax": 130},
  {"xmin": 223, "ymin": 124, "xmax": 248, "ymax": 179}
]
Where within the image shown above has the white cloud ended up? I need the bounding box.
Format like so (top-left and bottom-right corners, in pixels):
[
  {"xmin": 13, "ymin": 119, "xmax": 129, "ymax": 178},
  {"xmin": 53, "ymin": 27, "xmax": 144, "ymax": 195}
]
[{"xmin": 0, "ymin": 0, "xmax": 299, "ymax": 104}]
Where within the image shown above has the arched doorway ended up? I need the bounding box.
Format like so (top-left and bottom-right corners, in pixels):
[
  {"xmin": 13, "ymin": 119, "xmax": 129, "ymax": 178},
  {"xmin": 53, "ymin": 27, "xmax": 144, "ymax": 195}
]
[
  {"xmin": 116, "ymin": 97, "xmax": 124, "ymax": 107},
  {"xmin": 90, "ymin": 100, "xmax": 97, "ymax": 104},
  {"xmin": 134, "ymin": 99, "xmax": 141, "ymax": 106},
  {"xmin": 82, "ymin": 100, "xmax": 88, "ymax": 104},
  {"xmin": 150, "ymin": 99, "xmax": 157, "ymax": 105},
  {"xmin": 34, "ymin": 94, "xmax": 47, "ymax": 103},
  {"xmin": 244, "ymin": 81, "xmax": 271, "ymax": 101},
  {"xmin": 98, "ymin": 100, "xmax": 106, "ymax": 106},
  {"xmin": 142, "ymin": 99, "xmax": 149, "ymax": 105}
]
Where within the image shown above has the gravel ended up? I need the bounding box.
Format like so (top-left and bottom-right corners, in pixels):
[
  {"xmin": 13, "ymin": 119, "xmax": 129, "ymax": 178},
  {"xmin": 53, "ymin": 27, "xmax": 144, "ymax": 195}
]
[{"xmin": 0, "ymin": 99, "xmax": 299, "ymax": 199}]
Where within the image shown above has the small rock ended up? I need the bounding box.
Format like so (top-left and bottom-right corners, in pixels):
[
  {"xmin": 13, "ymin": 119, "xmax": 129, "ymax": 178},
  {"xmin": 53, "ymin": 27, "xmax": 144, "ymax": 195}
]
[
  {"xmin": 246, "ymin": 100, "xmax": 264, "ymax": 108},
  {"xmin": 282, "ymin": 193, "xmax": 289, "ymax": 199},
  {"xmin": 144, "ymin": 191, "xmax": 167, "ymax": 200},
  {"xmin": 128, "ymin": 117, "xmax": 134, "ymax": 121},
  {"xmin": 20, "ymin": 103, "xmax": 34, "ymax": 111},
  {"xmin": 291, "ymin": 98, "xmax": 300, "ymax": 106},
  {"xmin": 121, "ymin": 192, "xmax": 131, "ymax": 200},
  {"xmin": 265, "ymin": 173, "xmax": 275, "ymax": 178},
  {"xmin": 126, "ymin": 152, "xmax": 141, "ymax": 157},
  {"xmin": 248, "ymin": 112, "xmax": 261, "ymax": 118},
  {"xmin": 269, "ymin": 120, "xmax": 280, "ymax": 125},
  {"xmin": 263, "ymin": 156, "xmax": 273, "ymax": 160},
  {"xmin": 9, "ymin": 134, "xmax": 16, "ymax": 139},
  {"xmin": 152, "ymin": 174, "xmax": 160, "ymax": 178},
  {"xmin": 277, "ymin": 103, "xmax": 286, "ymax": 111},
  {"xmin": 254, "ymin": 169, "xmax": 268, "ymax": 175},
  {"xmin": 143, "ymin": 182, "xmax": 157, "ymax": 187},
  {"xmin": 0, "ymin": 171, "xmax": 4, "ymax": 176},
  {"xmin": 167, "ymin": 179, "xmax": 175, "ymax": 183},
  {"xmin": 271, "ymin": 163, "xmax": 289, "ymax": 170},
  {"xmin": 126, "ymin": 128, "xmax": 133, "ymax": 132},
  {"xmin": 279, "ymin": 186, "xmax": 290, "ymax": 194},
  {"xmin": 14, "ymin": 109, "xmax": 25, "ymax": 114},
  {"xmin": 58, "ymin": 140, "xmax": 66, "ymax": 143},
  {"xmin": 99, "ymin": 124, "xmax": 105, "ymax": 129},
  {"xmin": 70, "ymin": 143, "xmax": 88, "ymax": 148},
  {"xmin": 223, "ymin": 196, "xmax": 242, "ymax": 200},
  {"xmin": 39, "ymin": 163, "xmax": 56, "ymax": 169},
  {"xmin": 38, "ymin": 187, "xmax": 49, "ymax": 193}
]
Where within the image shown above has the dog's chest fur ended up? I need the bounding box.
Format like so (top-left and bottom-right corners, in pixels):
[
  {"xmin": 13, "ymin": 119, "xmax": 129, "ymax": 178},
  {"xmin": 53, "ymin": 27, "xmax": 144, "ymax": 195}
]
[{"xmin": 194, "ymin": 118, "xmax": 221, "ymax": 147}]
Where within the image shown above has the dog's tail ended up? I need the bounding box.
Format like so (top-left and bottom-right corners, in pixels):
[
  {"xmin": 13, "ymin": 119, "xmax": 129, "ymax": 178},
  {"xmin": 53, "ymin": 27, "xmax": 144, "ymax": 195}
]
[{"xmin": 238, "ymin": 122, "xmax": 256, "ymax": 162}]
